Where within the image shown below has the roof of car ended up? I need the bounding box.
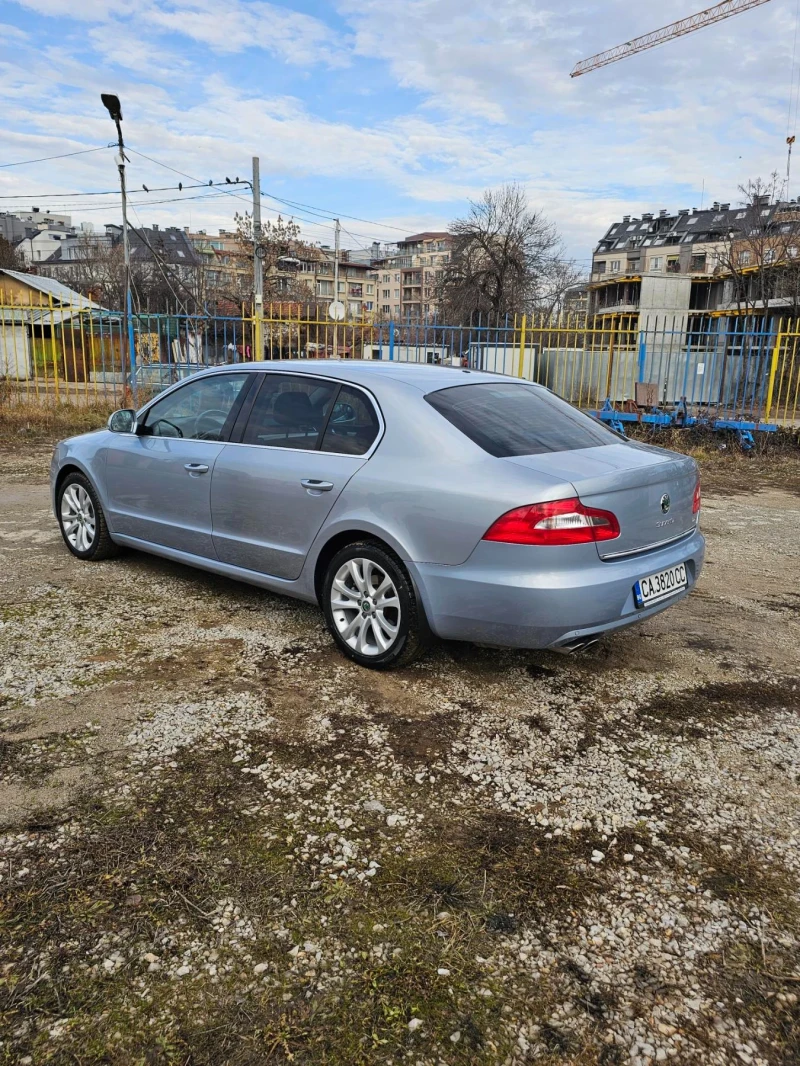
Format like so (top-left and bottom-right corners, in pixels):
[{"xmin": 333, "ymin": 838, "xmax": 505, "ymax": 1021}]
[{"xmin": 213, "ymin": 360, "xmax": 525, "ymax": 392}]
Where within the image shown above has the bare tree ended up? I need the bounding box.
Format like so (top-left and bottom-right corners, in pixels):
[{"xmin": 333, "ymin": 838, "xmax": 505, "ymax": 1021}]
[
  {"xmin": 436, "ymin": 185, "xmax": 582, "ymax": 323},
  {"xmin": 0, "ymin": 236, "xmax": 22, "ymax": 271},
  {"xmin": 230, "ymin": 212, "xmax": 322, "ymax": 308},
  {"xmin": 715, "ymin": 174, "xmax": 800, "ymax": 319}
]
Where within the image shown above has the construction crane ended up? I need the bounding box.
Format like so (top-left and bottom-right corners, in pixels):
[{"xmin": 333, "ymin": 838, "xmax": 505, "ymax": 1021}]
[{"xmin": 571, "ymin": 0, "xmax": 774, "ymax": 78}]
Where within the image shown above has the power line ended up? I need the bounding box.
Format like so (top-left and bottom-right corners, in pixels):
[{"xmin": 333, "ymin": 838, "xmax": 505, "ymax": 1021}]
[
  {"xmin": 0, "ymin": 144, "xmax": 113, "ymax": 169},
  {"xmin": 125, "ymin": 144, "xmax": 412, "ymax": 243},
  {"xmin": 34, "ymin": 191, "xmax": 244, "ymax": 214},
  {"xmin": 0, "ymin": 180, "xmax": 249, "ymax": 200}
]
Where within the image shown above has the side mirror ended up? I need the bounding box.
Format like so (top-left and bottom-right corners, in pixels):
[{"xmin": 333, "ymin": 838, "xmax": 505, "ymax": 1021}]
[{"xmin": 108, "ymin": 409, "xmax": 137, "ymax": 434}]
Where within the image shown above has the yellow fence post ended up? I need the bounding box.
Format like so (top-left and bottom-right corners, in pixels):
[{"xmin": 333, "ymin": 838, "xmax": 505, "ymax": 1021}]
[
  {"xmin": 517, "ymin": 314, "xmax": 527, "ymax": 378},
  {"xmin": 764, "ymin": 326, "xmax": 784, "ymax": 422}
]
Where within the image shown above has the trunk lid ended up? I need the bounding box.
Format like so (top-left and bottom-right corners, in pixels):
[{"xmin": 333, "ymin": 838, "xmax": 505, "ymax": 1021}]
[{"xmin": 504, "ymin": 441, "xmax": 698, "ymax": 559}]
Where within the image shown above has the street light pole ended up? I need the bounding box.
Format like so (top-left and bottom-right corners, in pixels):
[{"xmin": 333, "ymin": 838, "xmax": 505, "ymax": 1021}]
[
  {"xmin": 252, "ymin": 156, "xmax": 263, "ymax": 361},
  {"xmin": 101, "ymin": 93, "xmax": 136, "ymax": 403},
  {"xmin": 333, "ymin": 217, "xmax": 340, "ymax": 359}
]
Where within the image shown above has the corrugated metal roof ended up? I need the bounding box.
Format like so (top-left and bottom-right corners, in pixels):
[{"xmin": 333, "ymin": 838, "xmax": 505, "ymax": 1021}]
[{"xmin": 0, "ymin": 269, "xmax": 102, "ymax": 310}]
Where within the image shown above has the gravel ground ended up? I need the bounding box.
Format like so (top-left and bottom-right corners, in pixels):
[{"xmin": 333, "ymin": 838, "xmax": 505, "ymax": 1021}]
[{"xmin": 1, "ymin": 442, "xmax": 799, "ymax": 1066}]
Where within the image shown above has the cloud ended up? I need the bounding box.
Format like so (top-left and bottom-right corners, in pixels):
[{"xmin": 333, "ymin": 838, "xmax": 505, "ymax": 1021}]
[
  {"xmin": 8, "ymin": 0, "xmax": 350, "ymax": 67},
  {"xmin": 2, "ymin": 0, "xmax": 799, "ymax": 261}
]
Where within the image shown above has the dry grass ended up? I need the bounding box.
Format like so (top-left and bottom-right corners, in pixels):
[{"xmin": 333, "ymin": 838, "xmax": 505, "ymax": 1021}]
[
  {"xmin": 625, "ymin": 424, "xmax": 800, "ymax": 496},
  {"xmin": 0, "ymin": 400, "xmax": 114, "ymax": 445}
]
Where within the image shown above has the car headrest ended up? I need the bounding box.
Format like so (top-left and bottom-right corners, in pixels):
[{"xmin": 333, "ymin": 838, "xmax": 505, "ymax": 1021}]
[{"xmin": 273, "ymin": 390, "xmax": 313, "ymax": 425}]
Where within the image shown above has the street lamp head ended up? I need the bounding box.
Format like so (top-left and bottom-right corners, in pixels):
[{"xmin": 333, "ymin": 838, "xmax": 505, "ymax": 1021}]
[{"xmin": 101, "ymin": 93, "xmax": 123, "ymax": 122}]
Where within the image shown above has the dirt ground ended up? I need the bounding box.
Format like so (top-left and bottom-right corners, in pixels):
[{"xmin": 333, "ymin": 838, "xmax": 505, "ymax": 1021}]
[{"xmin": 1, "ymin": 437, "xmax": 799, "ymax": 1066}]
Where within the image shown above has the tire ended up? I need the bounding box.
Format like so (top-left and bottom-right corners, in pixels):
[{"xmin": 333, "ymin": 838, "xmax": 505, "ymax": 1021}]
[
  {"xmin": 322, "ymin": 541, "xmax": 429, "ymax": 669},
  {"xmin": 57, "ymin": 471, "xmax": 120, "ymax": 562}
]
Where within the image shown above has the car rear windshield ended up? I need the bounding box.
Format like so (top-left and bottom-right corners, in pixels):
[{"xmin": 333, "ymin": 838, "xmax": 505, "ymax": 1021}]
[{"xmin": 425, "ymin": 382, "xmax": 616, "ymax": 457}]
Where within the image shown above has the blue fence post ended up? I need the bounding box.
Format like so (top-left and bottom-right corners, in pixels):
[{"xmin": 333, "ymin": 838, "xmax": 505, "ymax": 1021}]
[
  {"xmin": 127, "ymin": 287, "xmax": 136, "ymax": 405},
  {"xmin": 637, "ymin": 331, "xmax": 646, "ymax": 383},
  {"xmin": 388, "ymin": 320, "xmax": 395, "ymax": 361}
]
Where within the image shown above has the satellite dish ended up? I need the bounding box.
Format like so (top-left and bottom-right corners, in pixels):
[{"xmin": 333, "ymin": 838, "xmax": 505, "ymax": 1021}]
[{"xmin": 328, "ymin": 301, "xmax": 345, "ymax": 321}]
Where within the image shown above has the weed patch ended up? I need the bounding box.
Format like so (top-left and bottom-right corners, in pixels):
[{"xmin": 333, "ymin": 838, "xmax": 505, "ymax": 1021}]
[{"xmin": 638, "ymin": 679, "xmax": 800, "ymax": 735}]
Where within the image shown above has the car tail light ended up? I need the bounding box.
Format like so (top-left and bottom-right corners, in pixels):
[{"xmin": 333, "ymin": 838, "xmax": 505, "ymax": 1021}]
[
  {"xmin": 483, "ymin": 498, "xmax": 620, "ymax": 546},
  {"xmin": 693, "ymin": 476, "xmax": 701, "ymax": 515}
]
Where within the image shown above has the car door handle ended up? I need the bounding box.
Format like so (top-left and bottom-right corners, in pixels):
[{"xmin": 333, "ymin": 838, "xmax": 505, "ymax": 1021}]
[
  {"xmin": 184, "ymin": 463, "xmax": 209, "ymax": 475},
  {"xmin": 301, "ymin": 479, "xmax": 334, "ymax": 493}
]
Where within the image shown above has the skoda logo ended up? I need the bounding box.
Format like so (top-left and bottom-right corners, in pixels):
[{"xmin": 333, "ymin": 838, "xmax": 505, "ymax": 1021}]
[{"xmin": 660, "ymin": 493, "xmax": 671, "ymax": 514}]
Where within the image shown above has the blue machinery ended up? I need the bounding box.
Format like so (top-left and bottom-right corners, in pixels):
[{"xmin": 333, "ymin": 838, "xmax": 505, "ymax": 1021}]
[{"xmin": 591, "ymin": 396, "xmax": 776, "ymax": 450}]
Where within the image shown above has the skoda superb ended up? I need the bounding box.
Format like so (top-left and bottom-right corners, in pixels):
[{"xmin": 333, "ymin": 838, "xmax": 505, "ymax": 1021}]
[{"xmin": 51, "ymin": 361, "xmax": 704, "ymax": 669}]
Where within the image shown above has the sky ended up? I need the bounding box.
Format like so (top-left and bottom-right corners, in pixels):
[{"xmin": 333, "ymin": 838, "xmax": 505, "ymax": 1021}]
[{"xmin": 1, "ymin": 0, "xmax": 800, "ymax": 269}]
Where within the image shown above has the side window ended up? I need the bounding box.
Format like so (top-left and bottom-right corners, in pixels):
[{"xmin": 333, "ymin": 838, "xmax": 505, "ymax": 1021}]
[
  {"xmin": 321, "ymin": 385, "xmax": 380, "ymax": 456},
  {"xmin": 242, "ymin": 374, "xmax": 338, "ymax": 450},
  {"xmin": 141, "ymin": 373, "xmax": 249, "ymax": 440}
]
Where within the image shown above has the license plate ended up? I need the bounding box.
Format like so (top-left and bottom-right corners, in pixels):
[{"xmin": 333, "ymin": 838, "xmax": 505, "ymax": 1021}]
[{"xmin": 634, "ymin": 563, "xmax": 687, "ymax": 608}]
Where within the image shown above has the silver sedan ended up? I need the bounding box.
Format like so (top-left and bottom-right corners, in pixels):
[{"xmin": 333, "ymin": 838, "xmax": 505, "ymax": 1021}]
[{"xmin": 51, "ymin": 361, "xmax": 705, "ymax": 668}]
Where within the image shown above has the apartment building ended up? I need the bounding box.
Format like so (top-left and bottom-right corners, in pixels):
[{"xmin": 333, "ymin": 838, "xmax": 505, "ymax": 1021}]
[
  {"xmin": 589, "ymin": 197, "xmax": 800, "ymax": 334},
  {"xmin": 371, "ymin": 232, "xmax": 452, "ymax": 320},
  {"xmin": 269, "ymin": 249, "xmax": 375, "ymax": 317},
  {"xmin": 188, "ymin": 229, "xmax": 251, "ymax": 299}
]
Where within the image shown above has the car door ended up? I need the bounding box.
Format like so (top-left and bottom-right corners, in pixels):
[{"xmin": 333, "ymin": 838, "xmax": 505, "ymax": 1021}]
[
  {"xmin": 104, "ymin": 371, "xmax": 253, "ymax": 558},
  {"xmin": 211, "ymin": 374, "xmax": 382, "ymax": 579}
]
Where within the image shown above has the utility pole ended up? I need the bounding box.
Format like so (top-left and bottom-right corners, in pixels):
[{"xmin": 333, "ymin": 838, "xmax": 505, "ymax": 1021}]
[
  {"xmin": 101, "ymin": 93, "xmax": 136, "ymax": 402},
  {"xmin": 333, "ymin": 218, "xmax": 340, "ymax": 359},
  {"xmin": 252, "ymin": 156, "xmax": 263, "ymax": 361}
]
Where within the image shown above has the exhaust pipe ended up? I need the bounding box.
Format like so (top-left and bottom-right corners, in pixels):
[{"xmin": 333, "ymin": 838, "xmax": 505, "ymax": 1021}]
[{"xmin": 554, "ymin": 637, "xmax": 601, "ymax": 655}]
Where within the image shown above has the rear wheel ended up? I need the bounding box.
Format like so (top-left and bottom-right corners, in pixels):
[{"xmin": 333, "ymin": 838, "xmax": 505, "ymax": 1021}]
[
  {"xmin": 322, "ymin": 541, "xmax": 428, "ymax": 669},
  {"xmin": 57, "ymin": 472, "xmax": 119, "ymax": 561}
]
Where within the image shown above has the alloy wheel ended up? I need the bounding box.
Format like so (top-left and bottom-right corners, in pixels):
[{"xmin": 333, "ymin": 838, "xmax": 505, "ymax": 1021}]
[
  {"xmin": 330, "ymin": 558, "xmax": 401, "ymax": 657},
  {"xmin": 60, "ymin": 483, "xmax": 97, "ymax": 553}
]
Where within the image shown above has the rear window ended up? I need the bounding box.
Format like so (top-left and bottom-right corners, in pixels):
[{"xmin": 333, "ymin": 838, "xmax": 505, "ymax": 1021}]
[{"xmin": 425, "ymin": 383, "xmax": 616, "ymax": 457}]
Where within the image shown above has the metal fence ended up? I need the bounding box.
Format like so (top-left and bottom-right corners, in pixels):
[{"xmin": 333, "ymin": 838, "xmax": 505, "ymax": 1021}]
[{"xmin": 2, "ymin": 294, "xmax": 799, "ymax": 428}]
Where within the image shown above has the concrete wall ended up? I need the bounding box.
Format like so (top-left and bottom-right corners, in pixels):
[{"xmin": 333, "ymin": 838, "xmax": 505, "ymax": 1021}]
[
  {"xmin": 0, "ymin": 325, "xmax": 31, "ymax": 380},
  {"xmin": 639, "ymin": 275, "xmax": 693, "ymax": 333}
]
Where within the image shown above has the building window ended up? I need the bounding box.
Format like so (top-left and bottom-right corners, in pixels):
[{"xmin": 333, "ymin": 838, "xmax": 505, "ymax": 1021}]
[
  {"xmin": 764, "ymin": 248, "xmax": 776, "ymax": 264},
  {"xmin": 789, "ymin": 246, "xmax": 798, "ymax": 258},
  {"xmin": 366, "ymin": 284, "xmax": 374, "ymax": 295},
  {"xmin": 364, "ymin": 301, "xmax": 373, "ymax": 311},
  {"xmin": 739, "ymin": 250, "xmax": 751, "ymax": 266},
  {"xmin": 610, "ymin": 260, "xmax": 621, "ymax": 272},
  {"xmin": 594, "ymin": 261, "xmax": 606, "ymax": 273},
  {"xmin": 666, "ymin": 258, "xmax": 680, "ymax": 273},
  {"xmin": 651, "ymin": 256, "xmax": 663, "ymax": 271},
  {"xmin": 317, "ymin": 280, "xmax": 333, "ymax": 296},
  {"xmin": 381, "ymin": 304, "xmax": 391, "ymax": 314},
  {"xmin": 394, "ymin": 289, "xmax": 399, "ymax": 298}
]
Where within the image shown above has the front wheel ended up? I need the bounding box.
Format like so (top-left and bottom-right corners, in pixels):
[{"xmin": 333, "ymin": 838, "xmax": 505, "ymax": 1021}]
[
  {"xmin": 57, "ymin": 472, "xmax": 119, "ymax": 561},
  {"xmin": 322, "ymin": 541, "xmax": 428, "ymax": 669}
]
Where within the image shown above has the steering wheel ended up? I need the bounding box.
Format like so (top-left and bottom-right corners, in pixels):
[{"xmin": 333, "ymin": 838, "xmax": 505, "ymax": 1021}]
[
  {"xmin": 195, "ymin": 408, "xmax": 230, "ymax": 440},
  {"xmin": 151, "ymin": 418, "xmax": 183, "ymax": 438}
]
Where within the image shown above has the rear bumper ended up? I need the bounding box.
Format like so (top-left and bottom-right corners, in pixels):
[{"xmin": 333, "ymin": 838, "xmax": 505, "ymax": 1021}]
[{"xmin": 411, "ymin": 529, "xmax": 705, "ymax": 650}]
